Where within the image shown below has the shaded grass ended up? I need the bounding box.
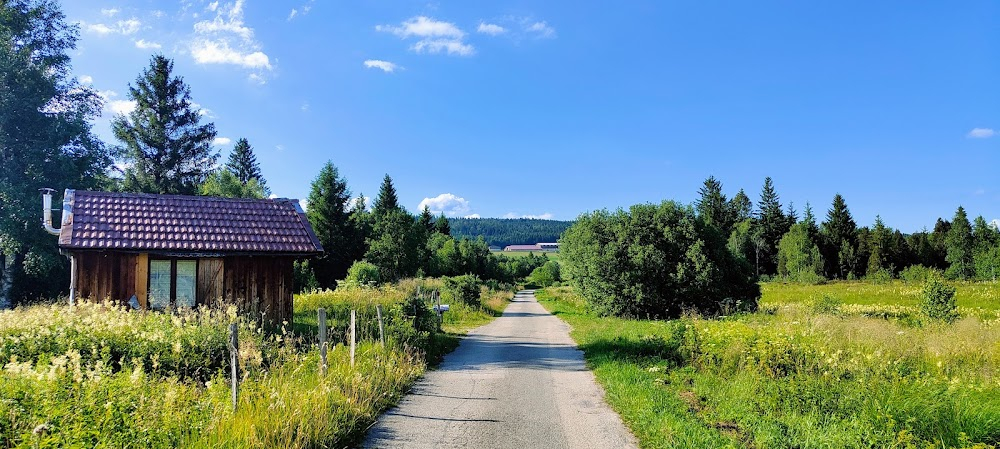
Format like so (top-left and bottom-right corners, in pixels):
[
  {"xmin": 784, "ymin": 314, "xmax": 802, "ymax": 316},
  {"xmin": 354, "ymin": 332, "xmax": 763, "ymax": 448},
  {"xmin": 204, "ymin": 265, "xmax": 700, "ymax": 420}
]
[
  {"xmin": 762, "ymin": 280, "xmax": 1000, "ymax": 310},
  {"xmin": 537, "ymin": 286, "xmax": 1000, "ymax": 449}
]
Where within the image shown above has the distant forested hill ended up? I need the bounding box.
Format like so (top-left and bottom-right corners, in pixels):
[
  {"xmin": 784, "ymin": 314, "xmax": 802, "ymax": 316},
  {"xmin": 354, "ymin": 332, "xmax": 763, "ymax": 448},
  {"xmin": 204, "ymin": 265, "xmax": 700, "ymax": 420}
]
[{"xmin": 449, "ymin": 218, "xmax": 574, "ymax": 248}]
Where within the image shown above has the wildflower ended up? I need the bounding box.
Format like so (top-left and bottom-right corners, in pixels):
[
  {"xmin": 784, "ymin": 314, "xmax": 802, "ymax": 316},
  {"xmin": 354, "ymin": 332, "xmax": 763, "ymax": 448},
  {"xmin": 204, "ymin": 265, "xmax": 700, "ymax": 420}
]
[{"xmin": 33, "ymin": 423, "xmax": 50, "ymax": 436}]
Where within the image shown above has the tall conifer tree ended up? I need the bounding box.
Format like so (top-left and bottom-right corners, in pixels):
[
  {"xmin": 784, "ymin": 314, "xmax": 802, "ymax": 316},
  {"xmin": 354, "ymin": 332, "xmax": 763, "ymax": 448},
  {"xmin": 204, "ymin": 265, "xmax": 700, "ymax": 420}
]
[
  {"xmin": 306, "ymin": 162, "xmax": 354, "ymax": 288},
  {"xmin": 945, "ymin": 206, "xmax": 974, "ymax": 279},
  {"xmin": 114, "ymin": 55, "xmax": 217, "ymax": 194}
]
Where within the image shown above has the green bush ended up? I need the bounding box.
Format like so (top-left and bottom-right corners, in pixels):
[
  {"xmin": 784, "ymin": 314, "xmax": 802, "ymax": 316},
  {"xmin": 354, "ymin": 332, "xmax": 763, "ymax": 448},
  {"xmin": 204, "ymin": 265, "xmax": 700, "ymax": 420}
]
[
  {"xmin": 339, "ymin": 260, "xmax": 381, "ymax": 288},
  {"xmin": 920, "ymin": 278, "xmax": 958, "ymax": 323},
  {"xmin": 900, "ymin": 264, "xmax": 940, "ymax": 284},
  {"xmin": 441, "ymin": 275, "xmax": 482, "ymax": 306},
  {"xmin": 560, "ymin": 202, "xmax": 760, "ymax": 318},
  {"xmin": 528, "ymin": 261, "xmax": 561, "ymax": 288},
  {"xmin": 809, "ymin": 294, "xmax": 842, "ymax": 314},
  {"xmin": 866, "ymin": 267, "xmax": 894, "ymax": 285}
]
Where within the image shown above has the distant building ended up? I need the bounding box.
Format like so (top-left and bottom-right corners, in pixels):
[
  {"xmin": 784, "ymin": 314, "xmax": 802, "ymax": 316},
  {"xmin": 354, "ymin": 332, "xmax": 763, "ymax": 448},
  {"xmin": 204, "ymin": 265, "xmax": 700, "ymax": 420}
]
[{"xmin": 503, "ymin": 243, "xmax": 560, "ymax": 252}]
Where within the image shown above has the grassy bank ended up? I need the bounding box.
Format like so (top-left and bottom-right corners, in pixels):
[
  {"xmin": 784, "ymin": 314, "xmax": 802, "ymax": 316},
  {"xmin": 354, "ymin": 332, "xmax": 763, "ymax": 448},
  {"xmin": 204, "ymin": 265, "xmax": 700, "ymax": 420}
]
[
  {"xmin": 538, "ymin": 284, "xmax": 1000, "ymax": 448},
  {"xmin": 0, "ymin": 280, "xmax": 511, "ymax": 448}
]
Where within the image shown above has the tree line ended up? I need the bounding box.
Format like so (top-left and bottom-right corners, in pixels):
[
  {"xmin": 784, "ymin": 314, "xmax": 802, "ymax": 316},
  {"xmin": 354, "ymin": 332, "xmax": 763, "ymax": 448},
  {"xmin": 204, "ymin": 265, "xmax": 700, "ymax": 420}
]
[
  {"xmin": 696, "ymin": 176, "xmax": 1000, "ymax": 282},
  {"xmin": 561, "ymin": 176, "xmax": 999, "ymax": 319},
  {"xmin": 448, "ymin": 218, "xmax": 572, "ymax": 248}
]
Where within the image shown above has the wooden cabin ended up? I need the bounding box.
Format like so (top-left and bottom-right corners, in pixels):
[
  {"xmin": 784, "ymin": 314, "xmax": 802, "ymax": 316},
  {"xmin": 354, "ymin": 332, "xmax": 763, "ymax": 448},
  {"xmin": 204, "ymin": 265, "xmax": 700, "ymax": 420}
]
[{"xmin": 54, "ymin": 190, "xmax": 323, "ymax": 323}]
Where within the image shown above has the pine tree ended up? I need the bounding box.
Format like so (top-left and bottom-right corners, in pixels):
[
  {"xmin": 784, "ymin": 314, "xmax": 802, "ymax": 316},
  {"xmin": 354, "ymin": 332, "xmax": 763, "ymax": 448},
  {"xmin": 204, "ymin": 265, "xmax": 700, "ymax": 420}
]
[
  {"xmin": 945, "ymin": 206, "xmax": 974, "ymax": 280},
  {"xmin": 695, "ymin": 176, "xmax": 732, "ymax": 235},
  {"xmin": 755, "ymin": 177, "xmax": 789, "ymax": 275},
  {"xmin": 419, "ymin": 206, "xmax": 435, "ymax": 233},
  {"xmin": 348, "ymin": 194, "xmax": 372, "ymax": 263},
  {"xmin": 306, "ymin": 162, "xmax": 354, "ymax": 288},
  {"xmin": 226, "ymin": 138, "xmax": 268, "ymax": 191},
  {"xmin": 820, "ymin": 194, "xmax": 858, "ymax": 278},
  {"xmin": 114, "ymin": 55, "xmax": 217, "ymax": 195},
  {"xmin": 866, "ymin": 216, "xmax": 894, "ymax": 276},
  {"xmin": 373, "ymin": 174, "xmax": 400, "ymax": 216}
]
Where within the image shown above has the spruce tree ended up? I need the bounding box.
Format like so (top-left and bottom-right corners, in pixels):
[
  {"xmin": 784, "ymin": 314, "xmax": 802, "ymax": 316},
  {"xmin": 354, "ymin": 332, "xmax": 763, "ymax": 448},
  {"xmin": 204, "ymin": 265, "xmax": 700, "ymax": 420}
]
[
  {"xmin": 729, "ymin": 189, "xmax": 753, "ymax": 223},
  {"xmin": 435, "ymin": 214, "xmax": 452, "ymax": 236},
  {"xmin": 226, "ymin": 138, "xmax": 268, "ymax": 190},
  {"xmin": 114, "ymin": 55, "xmax": 217, "ymax": 195},
  {"xmin": 306, "ymin": 162, "xmax": 354, "ymax": 288},
  {"xmin": 820, "ymin": 194, "xmax": 858, "ymax": 278},
  {"xmin": 373, "ymin": 174, "xmax": 400, "ymax": 216},
  {"xmin": 755, "ymin": 177, "xmax": 789, "ymax": 275},
  {"xmin": 348, "ymin": 194, "xmax": 372, "ymax": 263},
  {"xmin": 945, "ymin": 206, "xmax": 974, "ymax": 279},
  {"xmin": 695, "ymin": 176, "xmax": 732, "ymax": 235}
]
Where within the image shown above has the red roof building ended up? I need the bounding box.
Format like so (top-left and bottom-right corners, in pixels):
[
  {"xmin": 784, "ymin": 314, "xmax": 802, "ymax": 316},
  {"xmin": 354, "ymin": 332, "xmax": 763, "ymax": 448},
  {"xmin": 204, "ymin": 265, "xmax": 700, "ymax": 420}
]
[{"xmin": 53, "ymin": 190, "xmax": 322, "ymax": 323}]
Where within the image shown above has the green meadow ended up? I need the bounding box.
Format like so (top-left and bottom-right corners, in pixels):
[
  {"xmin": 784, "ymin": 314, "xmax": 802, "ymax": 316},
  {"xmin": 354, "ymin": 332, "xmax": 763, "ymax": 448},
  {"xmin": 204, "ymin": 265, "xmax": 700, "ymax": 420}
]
[{"xmin": 538, "ymin": 282, "xmax": 1000, "ymax": 448}]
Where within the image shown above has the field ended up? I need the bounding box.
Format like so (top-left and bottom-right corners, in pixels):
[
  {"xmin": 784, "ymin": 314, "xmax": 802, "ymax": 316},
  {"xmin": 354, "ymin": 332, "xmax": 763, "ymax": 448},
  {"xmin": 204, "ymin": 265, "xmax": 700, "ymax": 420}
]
[
  {"xmin": 492, "ymin": 250, "xmax": 561, "ymax": 262},
  {"xmin": 0, "ymin": 280, "xmax": 511, "ymax": 448},
  {"xmin": 537, "ymin": 281, "xmax": 1000, "ymax": 448}
]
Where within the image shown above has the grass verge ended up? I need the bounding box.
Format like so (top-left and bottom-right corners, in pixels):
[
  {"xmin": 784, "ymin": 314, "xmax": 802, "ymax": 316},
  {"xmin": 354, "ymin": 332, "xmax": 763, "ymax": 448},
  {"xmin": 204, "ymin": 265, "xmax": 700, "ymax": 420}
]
[{"xmin": 537, "ymin": 285, "xmax": 1000, "ymax": 449}]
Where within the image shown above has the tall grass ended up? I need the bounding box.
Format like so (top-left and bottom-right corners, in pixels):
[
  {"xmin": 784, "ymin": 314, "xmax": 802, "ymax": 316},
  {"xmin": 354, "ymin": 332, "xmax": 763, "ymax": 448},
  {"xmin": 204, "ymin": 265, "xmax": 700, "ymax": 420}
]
[
  {"xmin": 538, "ymin": 286, "xmax": 1000, "ymax": 448},
  {"xmin": 0, "ymin": 279, "xmax": 513, "ymax": 448}
]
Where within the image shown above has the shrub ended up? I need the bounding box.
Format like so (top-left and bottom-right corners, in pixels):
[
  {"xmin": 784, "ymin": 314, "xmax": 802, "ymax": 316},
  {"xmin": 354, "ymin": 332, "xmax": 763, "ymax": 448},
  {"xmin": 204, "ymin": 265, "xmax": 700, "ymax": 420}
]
[
  {"xmin": 809, "ymin": 294, "xmax": 842, "ymax": 314},
  {"xmin": 921, "ymin": 278, "xmax": 958, "ymax": 323},
  {"xmin": 866, "ymin": 267, "xmax": 894, "ymax": 285},
  {"xmin": 900, "ymin": 264, "xmax": 940, "ymax": 284},
  {"xmin": 339, "ymin": 261, "xmax": 381, "ymax": 288},
  {"xmin": 560, "ymin": 202, "xmax": 760, "ymax": 318},
  {"xmin": 528, "ymin": 261, "xmax": 561, "ymax": 288},
  {"xmin": 441, "ymin": 275, "xmax": 482, "ymax": 306},
  {"xmin": 293, "ymin": 260, "xmax": 320, "ymax": 293}
]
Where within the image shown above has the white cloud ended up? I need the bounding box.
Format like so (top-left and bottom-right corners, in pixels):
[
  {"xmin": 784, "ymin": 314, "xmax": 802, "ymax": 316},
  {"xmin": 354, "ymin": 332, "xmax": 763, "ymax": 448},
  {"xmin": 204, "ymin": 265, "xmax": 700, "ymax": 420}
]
[
  {"xmin": 464, "ymin": 214, "xmax": 481, "ymax": 219},
  {"xmin": 364, "ymin": 59, "xmax": 399, "ymax": 73},
  {"xmin": 212, "ymin": 137, "xmax": 232, "ymax": 146},
  {"xmin": 134, "ymin": 39, "xmax": 162, "ymax": 49},
  {"xmin": 377, "ymin": 16, "xmax": 474, "ymax": 57},
  {"xmin": 84, "ymin": 18, "xmax": 141, "ymax": 35},
  {"xmin": 300, "ymin": 102, "xmax": 309, "ymax": 112},
  {"xmin": 477, "ymin": 22, "xmax": 505, "ymax": 35},
  {"xmin": 526, "ymin": 21, "xmax": 556, "ymax": 38},
  {"xmin": 190, "ymin": 102, "xmax": 214, "ymax": 118},
  {"xmin": 78, "ymin": 75, "xmax": 93, "ymax": 84},
  {"xmin": 248, "ymin": 73, "xmax": 266, "ymax": 84},
  {"xmin": 418, "ymin": 193, "xmax": 472, "ymax": 217},
  {"xmin": 100, "ymin": 8, "xmax": 119, "ymax": 17},
  {"xmin": 207, "ymin": 1, "xmax": 220, "ymax": 12},
  {"xmin": 109, "ymin": 99, "xmax": 137, "ymax": 115},
  {"xmin": 86, "ymin": 23, "xmax": 114, "ymax": 35},
  {"xmin": 118, "ymin": 18, "xmax": 141, "ymax": 34},
  {"xmin": 191, "ymin": 40, "xmax": 271, "ymax": 69},
  {"xmin": 991, "ymin": 219, "xmax": 1000, "ymax": 231},
  {"xmin": 503, "ymin": 212, "xmax": 554, "ymax": 220},
  {"xmin": 968, "ymin": 127, "xmax": 996, "ymax": 139},
  {"xmin": 412, "ymin": 39, "xmax": 474, "ymax": 56},
  {"xmin": 275, "ymin": 144, "xmax": 285, "ymax": 151},
  {"xmin": 288, "ymin": 9, "xmax": 298, "ymax": 20},
  {"xmin": 377, "ymin": 16, "xmax": 464, "ymax": 39}
]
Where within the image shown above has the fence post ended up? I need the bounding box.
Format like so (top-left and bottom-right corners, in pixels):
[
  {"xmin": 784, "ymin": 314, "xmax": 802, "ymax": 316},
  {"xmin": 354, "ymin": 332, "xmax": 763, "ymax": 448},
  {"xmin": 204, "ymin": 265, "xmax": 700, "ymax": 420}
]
[
  {"xmin": 228, "ymin": 323, "xmax": 239, "ymax": 412},
  {"xmin": 376, "ymin": 304, "xmax": 385, "ymax": 345},
  {"xmin": 318, "ymin": 308, "xmax": 328, "ymax": 376},
  {"xmin": 435, "ymin": 290, "xmax": 443, "ymax": 330},
  {"xmin": 350, "ymin": 309, "xmax": 356, "ymax": 368}
]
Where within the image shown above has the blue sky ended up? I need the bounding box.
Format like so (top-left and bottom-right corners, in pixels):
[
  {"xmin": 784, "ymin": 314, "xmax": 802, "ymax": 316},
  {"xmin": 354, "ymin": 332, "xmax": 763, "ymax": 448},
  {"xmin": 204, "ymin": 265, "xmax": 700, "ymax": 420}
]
[{"xmin": 62, "ymin": 1, "xmax": 997, "ymax": 232}]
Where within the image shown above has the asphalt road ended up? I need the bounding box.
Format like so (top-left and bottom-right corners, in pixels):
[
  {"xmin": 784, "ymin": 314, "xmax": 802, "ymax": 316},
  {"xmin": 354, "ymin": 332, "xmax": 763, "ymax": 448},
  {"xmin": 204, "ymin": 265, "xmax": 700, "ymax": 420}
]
[{"xmin": 363, "ymin": 290, "xmax": 638, "ymax": 449}]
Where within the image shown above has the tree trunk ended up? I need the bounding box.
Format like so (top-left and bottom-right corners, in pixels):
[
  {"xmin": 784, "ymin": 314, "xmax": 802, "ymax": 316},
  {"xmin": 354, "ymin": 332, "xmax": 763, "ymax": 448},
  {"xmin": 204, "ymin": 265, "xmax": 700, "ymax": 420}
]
[{"xmin": 0, "ymin": 251, "xmax": 21, "ymax": 309}]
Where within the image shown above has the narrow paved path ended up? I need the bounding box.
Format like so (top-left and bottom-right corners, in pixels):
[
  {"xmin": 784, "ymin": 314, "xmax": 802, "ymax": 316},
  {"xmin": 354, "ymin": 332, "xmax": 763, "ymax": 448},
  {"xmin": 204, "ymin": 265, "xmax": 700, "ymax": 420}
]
[{"xmin": 363, "ymin": 290, "xmax": 638, "ymax": 449}]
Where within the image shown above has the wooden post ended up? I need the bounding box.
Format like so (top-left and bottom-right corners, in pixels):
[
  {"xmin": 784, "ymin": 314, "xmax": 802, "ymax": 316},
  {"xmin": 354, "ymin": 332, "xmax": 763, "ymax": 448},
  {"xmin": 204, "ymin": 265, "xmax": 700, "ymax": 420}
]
[
  {"xmin": 376, "ymin": 304, "xmax": 385, "ymax": 345},
  {"xmin": 350, "ymin": 310, "xmax": 356, "ymax": 368},
  {"xmin": 228, "ymin": 323, "xmax": 239, "ymax": 412},
  {"xmin": 318, "ymin": 308, "xmax": 328, "ymax": 375},
  {"xmin": 435, "ymin": 290, "xmax": 443, "ymax": 330},
  {"xmin": 135, "ymin": 253, "xmax": 148, "ymax": 309}
]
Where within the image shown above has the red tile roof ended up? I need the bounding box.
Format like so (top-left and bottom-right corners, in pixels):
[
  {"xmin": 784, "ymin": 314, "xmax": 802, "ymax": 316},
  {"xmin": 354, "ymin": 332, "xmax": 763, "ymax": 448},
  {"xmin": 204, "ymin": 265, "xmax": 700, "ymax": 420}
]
[{"xmin": 58, "ymin": 190, "xmax": 323, "ymax": 255}]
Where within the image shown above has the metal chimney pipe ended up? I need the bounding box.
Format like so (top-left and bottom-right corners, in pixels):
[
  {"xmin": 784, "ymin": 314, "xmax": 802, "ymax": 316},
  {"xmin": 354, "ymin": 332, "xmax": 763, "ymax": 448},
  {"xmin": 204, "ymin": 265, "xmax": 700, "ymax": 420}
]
[{"xmin": 40, "ymin": 188, "xmax": 60, "ymax": 236}]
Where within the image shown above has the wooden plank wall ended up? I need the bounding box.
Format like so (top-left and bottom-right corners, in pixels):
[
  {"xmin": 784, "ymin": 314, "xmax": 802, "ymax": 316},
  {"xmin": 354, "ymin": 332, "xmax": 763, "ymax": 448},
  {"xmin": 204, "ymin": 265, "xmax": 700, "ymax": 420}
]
[
  {"xmin": 73, "ymin": 252, "xmax": 294, "ymax": 323},
  {"xmin": 76, "ymin": 252, "xmax": 137, "ymax": 304},
  {"xmin": 222, "ymin": 256, "xmax": 293, "ymax": 324},
  {"xmin": 196, "ymin": 258, "xmax": 224, "ymax": 307}
]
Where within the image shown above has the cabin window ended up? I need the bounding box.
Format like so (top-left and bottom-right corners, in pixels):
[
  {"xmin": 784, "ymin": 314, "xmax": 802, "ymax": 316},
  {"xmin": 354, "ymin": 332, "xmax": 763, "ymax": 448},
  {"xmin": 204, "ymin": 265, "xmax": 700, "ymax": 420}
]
[{"xmin": 148, "ymin": 258, "xmax": 197, "ymax": 309}]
